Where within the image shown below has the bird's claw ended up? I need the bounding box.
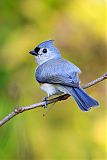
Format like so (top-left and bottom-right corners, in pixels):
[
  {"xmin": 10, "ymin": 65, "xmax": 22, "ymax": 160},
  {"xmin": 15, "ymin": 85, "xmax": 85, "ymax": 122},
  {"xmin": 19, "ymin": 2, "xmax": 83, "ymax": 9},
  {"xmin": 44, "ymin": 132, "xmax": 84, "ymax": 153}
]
[{"xmin": 42, "ymin": 97, "xmax": 48, "ymax": 108}]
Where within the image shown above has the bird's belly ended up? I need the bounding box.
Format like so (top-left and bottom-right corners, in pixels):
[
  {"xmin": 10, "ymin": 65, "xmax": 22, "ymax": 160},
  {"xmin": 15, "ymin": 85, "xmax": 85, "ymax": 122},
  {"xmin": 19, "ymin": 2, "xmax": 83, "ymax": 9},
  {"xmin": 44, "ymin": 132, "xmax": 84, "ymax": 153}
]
[
  {"xmin": 40, "ymin": 83, "xmax": 67, "ymax": 96},
  {"xmin": 40, "ymin": 83, "xmax": 58, "ymax": 96}
]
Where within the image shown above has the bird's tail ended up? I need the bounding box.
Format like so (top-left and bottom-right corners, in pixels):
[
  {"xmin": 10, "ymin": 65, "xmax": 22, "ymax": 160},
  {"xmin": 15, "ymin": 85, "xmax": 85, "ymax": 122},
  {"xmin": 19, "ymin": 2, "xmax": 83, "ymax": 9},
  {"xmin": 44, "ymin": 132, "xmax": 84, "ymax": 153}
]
[{"xmin": 63, "ymin": 86, "xmax": 99, "ymax": 111}]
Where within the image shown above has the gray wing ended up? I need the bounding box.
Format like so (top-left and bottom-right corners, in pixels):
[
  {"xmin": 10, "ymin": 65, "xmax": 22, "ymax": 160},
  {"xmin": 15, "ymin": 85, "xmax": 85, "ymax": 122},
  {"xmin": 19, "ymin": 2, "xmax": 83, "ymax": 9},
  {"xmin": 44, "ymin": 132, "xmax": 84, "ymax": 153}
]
[{"xmin": 36, "ymin": 58, "xmax": 81, "ymax": 87}]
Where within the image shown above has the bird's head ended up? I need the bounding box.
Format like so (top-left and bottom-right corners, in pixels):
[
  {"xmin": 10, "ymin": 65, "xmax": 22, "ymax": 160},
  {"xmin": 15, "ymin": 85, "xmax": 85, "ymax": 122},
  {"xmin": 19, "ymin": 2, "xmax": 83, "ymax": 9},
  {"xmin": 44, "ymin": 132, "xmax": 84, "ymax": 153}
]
[{"xmin": 29, "ymin": 40, "xmax": 61, "ymax": 65}]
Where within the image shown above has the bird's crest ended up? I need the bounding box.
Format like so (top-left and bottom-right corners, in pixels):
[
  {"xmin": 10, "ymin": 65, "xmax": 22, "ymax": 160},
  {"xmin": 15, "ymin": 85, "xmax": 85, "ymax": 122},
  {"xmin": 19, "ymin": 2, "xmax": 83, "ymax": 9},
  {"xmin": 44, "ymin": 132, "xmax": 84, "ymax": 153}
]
[{"xmin": 38, "ymin": 40, "xmax": 55, "ymax": 48}]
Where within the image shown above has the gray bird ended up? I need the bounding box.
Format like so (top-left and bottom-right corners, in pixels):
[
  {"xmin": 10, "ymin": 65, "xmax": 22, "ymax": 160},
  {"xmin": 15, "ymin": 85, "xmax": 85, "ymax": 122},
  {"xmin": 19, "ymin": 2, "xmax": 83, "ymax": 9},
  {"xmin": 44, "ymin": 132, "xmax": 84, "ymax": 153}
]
[{"xmin": 29, "ymin": 40, "xmax": 99, "ymax": 111}]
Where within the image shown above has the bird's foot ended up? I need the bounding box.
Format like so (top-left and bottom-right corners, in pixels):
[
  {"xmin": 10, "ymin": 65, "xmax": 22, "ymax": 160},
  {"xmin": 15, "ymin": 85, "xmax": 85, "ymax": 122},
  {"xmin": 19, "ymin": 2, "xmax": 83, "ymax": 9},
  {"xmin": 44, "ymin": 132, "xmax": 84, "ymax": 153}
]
[{"xmin": 42, "ymin": 96, "xmax": 48, "ymax": 108}]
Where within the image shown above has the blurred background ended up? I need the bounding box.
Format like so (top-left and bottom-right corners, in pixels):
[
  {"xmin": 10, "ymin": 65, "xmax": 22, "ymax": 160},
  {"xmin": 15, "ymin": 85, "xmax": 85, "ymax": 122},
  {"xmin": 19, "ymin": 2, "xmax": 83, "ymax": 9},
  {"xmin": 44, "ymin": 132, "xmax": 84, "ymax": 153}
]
[{"xmin": 0, "ymin": 0, "xmax": 106, "ymax": 159}]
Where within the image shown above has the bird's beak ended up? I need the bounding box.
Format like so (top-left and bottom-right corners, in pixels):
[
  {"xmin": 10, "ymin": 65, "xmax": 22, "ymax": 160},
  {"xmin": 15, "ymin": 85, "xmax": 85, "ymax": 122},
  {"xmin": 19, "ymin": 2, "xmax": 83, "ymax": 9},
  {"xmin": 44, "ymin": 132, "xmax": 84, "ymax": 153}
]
[{"xmin": 29, "ymin": 50, "xmax": 37, "ymax": 56}]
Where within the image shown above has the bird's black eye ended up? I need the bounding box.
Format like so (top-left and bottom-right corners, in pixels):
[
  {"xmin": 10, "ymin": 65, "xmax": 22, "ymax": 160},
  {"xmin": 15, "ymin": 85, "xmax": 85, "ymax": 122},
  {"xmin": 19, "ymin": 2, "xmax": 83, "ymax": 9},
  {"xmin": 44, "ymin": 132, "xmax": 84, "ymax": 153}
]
[{"xmin": 43, "ymin": 48, "xmax": 47, "ymax": 53}]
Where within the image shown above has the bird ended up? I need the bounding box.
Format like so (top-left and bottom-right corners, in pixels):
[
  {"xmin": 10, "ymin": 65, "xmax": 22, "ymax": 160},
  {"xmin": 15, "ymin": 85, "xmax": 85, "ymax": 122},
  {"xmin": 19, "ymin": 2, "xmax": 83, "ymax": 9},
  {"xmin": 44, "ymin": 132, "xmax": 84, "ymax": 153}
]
[{"xmin": 29, "ymin": 40, "xmax": 99, "ymax": 111}]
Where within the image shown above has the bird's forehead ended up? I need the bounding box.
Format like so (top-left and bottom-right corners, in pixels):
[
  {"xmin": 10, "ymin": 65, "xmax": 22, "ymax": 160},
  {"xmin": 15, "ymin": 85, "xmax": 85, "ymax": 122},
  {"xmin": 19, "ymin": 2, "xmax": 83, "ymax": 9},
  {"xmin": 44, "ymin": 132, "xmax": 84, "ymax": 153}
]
[{"xmin": 34, "ymin": 47, "xmax": 40, "ymax": 53}]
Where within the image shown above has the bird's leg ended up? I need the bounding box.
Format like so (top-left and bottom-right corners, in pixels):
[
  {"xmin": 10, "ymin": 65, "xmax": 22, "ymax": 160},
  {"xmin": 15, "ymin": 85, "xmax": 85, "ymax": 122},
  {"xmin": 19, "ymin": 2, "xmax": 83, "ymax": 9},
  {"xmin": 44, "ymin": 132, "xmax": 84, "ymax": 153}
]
[{"xmin": 42, "ymin": 95, "xmax": 50, "ymax": 108}]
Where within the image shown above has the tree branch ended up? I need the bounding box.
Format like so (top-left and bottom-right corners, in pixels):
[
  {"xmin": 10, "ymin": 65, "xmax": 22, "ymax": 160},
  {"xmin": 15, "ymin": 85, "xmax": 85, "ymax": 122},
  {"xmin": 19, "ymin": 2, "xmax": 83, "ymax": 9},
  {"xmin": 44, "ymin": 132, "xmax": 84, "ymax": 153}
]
[{"xmin": 0, "ymin": 72, "xmax": 107, "ymax": 127}]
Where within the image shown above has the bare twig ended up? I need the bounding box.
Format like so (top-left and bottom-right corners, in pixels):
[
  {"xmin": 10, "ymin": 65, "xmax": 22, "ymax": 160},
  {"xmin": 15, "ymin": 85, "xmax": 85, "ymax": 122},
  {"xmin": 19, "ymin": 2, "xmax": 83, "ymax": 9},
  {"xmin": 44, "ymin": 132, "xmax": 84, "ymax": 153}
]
[
  {"xmin": 0, "ymin": 72, "xmax": 107, "ymax": 127},
  {"xmin": 82, "ymin": 72, "xmax": 107, "ymax": 89}
]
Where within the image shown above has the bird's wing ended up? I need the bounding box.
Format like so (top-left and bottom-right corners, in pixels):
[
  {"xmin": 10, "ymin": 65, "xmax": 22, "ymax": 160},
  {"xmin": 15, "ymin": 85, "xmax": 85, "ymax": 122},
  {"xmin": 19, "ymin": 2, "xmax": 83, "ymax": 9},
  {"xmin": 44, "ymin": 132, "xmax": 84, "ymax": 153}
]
[{"xmin": 36, "ymin": 58, "xmax": 81, "ymax": 87}]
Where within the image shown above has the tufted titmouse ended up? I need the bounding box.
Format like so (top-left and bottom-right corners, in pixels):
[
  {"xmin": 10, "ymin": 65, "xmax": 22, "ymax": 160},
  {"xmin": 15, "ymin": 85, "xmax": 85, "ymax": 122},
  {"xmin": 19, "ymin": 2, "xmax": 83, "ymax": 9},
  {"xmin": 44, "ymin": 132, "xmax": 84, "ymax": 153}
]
[{"xmin": 29, "ymin": 40, "xmax": 99, "ymax": 111}]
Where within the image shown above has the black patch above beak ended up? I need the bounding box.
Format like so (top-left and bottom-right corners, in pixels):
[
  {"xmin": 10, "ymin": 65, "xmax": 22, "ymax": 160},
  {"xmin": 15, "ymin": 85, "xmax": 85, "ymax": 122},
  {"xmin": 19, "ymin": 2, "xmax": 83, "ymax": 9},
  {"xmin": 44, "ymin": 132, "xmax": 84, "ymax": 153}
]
[
  {"xmin": 29, "ymin": 47, "xmax": 40, "ymax": 56},
  {"xmin": 29, "ymin": 50, "xmax": 37, "ymax": 56}
]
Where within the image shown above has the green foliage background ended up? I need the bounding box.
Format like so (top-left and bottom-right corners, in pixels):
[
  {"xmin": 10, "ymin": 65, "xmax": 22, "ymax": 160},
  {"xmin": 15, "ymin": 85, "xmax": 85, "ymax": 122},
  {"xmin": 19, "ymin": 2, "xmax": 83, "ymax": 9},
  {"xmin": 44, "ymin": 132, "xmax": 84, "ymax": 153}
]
[{"xmin": 0, "ymin": 0, "xmax": 106, "ymax": 159}]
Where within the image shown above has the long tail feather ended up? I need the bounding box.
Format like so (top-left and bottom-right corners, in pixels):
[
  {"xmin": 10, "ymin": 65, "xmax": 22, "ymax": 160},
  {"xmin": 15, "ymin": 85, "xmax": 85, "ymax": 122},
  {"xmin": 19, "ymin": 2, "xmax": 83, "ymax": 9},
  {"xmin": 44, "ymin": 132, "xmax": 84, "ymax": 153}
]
[{"xmin": 63, "ymin": 86, "xmax": 99, "ymax": 111}]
